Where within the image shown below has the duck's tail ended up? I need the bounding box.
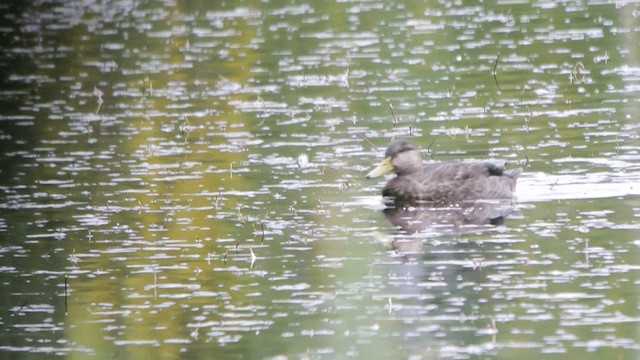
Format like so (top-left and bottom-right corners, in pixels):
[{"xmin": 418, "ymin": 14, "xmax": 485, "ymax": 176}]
[
  {"xmin": 506, "ymin": 168, "xmax": 523, "ymax": 193},
  {"xmin": 507, "ymin": 168, "xmax": 523, "ymax": 180}
]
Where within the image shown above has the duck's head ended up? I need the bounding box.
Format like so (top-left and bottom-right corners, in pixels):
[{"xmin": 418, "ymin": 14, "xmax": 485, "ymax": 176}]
[{"xmin": 366, "ymin": 140, "xmax": 423, "ymax": 178}]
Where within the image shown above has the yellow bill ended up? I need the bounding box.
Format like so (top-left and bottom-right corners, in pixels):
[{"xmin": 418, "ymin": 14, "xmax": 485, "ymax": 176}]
[{"xmin": 366, "ymin": 157, "xmax": 394, "ymax": 178}]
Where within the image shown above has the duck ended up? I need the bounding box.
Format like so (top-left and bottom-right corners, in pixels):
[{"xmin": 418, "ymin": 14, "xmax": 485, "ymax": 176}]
[{"xmin": 366, "ymin": 140, "xmax": 522, "ymax": 207}]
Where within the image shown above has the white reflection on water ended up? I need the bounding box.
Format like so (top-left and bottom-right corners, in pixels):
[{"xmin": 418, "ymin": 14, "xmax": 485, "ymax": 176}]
[{"xmin": 517, "ymin": 171, "xmax": 640, "ymax": 202}]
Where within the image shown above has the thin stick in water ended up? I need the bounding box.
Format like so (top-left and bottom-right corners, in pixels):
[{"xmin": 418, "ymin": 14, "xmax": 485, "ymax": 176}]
[
  {"xmin": 64, "ymin": 275, "xmax": 68, "ymax": 315},
  {"xmin": 94, "ymin": 87, "xmax": 104, "ymax": 114},
  {"xmin": 427, "ymin": 138, "xmax": 437, "ymax": 159},
  {"xmin": 492, "ymin": 52, "xmax": 501, "ymax": 92},
  {"xmin": 389, "ymin": 103, "xmax": 398, "ymax": 125},
  {"xmin": 360, "ymin": 135, "xmax": 378, "ymax": 151}
]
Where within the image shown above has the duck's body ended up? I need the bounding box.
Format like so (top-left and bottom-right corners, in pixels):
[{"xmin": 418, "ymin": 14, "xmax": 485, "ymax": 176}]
[
  {"xmin": 381, "ymin": 161, "xmax": 521, "ymax": 206},
  {"xmin": 367, "ymin": 140, "xmax": 521, "ymax": 207}
]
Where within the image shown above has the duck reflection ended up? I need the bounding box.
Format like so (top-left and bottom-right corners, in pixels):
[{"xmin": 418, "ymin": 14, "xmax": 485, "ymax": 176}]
[{"xmin": 384, "ymin": 199, "xmax": 520, "ymax": 253}]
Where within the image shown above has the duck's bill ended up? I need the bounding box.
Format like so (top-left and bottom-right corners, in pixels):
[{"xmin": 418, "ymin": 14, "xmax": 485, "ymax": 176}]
[{"xmin": 366, "ymin": 157, "xmax": 393, "ymax": 178}]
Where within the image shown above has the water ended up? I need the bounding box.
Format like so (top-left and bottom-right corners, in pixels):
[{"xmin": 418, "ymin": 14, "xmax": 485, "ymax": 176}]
[{"xmin": 1, "ymin": 0, "xmax": 640, "ymax": 359}]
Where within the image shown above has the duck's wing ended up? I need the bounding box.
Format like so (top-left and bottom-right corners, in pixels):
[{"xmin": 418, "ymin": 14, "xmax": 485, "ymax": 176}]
[
  {"xmin": 426, "ymin": 161, "xmax": 496, "ymax": 179},
  {"xmin": 467, "ymin": 162, "xmax": 521, "ymax": 200}
]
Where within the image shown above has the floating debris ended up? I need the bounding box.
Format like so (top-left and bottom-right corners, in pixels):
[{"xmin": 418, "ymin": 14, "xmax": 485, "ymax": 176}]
[
  {"xmin": 492, "ymin": 52, "xmax": 501, "ymax": 92},
  {"xmin": 93, "ymin": 87, "xmax": 104, "ymax": 114}
]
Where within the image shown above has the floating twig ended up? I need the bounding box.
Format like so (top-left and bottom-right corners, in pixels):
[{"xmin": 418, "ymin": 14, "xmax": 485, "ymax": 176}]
[
  {"xmin": 64, "ymin": 275, "xmax": 68, "ymax": 315},
  {"xmin": 492, "ymin": 52, "xmax": 501, "ymax": 92},
  {"xmin": 214, "ymin": 192, "xmax": 222, "ymax": 209},
  {"xmin": 360, "ymin": 135, "xmax": 378, "ymax": 152},
  {"xmin": 317, "ymin": 200, "xmax": 328, "ymax": 216},
  {"xmin": 389, "ymin": 103, "xmax": 398, "ymax": 125},
  {"xmin": 257, "ymin": 96, "xmax": 266, "ymax": 126},
  {"xmin": 491, "ymin": 317, "xmax": 498, "ymax": 343},
  {"xmin": 94, "ymin": 87, "xmax": 104, "ymax": 114},
  {"xmin": 237, "ymin": 206, "xmax": 245, "ymax": 224},
  {"xmin": 342, "ymin": 67, "xmax": 350, "ymax": 88},
  {"xmin": 572, "ymin": 62, "xmax": 587, "ymax": 84},
  {"xmin": 181, "ymin": 117, "xmax": 191, "ymax": 142},
  {"xmin": 426, "ymin": 138, "xmax": 437, "ymax": 159}
]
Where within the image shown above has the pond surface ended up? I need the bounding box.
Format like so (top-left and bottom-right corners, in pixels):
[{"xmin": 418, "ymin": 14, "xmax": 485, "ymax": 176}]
[{"xmin": 1, "ymin": 0, "xmax": 640, "ymax": 359}]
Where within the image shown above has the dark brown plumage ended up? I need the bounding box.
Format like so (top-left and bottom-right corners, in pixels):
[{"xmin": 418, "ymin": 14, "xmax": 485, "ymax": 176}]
[{"xmin": 366, "ymin": 140, "xmax": 521, "ymax": 207}]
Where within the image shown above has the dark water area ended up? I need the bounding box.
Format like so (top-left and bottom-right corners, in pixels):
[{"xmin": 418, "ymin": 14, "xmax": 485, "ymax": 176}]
[{"xmin": 1, "ymin": 0, "xmax": 640, "ymax": 359}]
